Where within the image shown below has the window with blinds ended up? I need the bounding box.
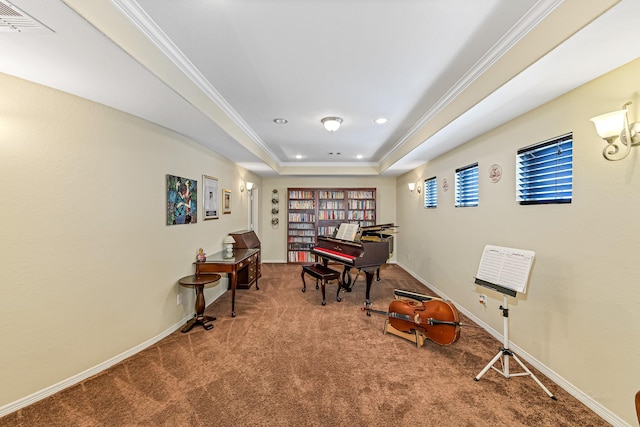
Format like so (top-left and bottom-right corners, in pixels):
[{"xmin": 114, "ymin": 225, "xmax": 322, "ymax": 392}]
[
  {"xmin": 517, "ymin": 133, "xmax": 572, "ymax": 205},
  {"xmin": 424, "ymin": 177, "xmax": 437, "ymax": 208},
  {"xmin": 455, "ymin": 163, "xmax": 478, "ymax": 207}
]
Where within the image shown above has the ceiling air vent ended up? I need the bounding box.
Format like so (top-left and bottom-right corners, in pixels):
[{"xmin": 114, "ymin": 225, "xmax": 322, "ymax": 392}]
[{"xmin": 0, "ymin": 0, "xmax": 53, "ymax": 33}]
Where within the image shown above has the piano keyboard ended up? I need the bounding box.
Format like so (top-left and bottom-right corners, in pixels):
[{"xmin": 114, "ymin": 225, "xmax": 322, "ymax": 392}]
[{"xmin": 312, "ymin": 247, "xmax": 356, "ymax": 263}]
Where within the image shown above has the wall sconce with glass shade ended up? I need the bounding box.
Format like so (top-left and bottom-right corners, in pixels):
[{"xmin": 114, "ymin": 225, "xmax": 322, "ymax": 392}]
[
  {"xmin": 590, "ymin": 102, "xmax": 640, "ymax": 161},
  {"xmin": 240, "ymin": 181, "xmax": 254, "ymax": 193},
  {"xmin": 407, "ymin": 181, "xmax": 421, "ymax": 193}
]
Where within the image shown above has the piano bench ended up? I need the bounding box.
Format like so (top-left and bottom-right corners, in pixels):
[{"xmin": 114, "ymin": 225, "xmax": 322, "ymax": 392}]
[{"xmin": 301, "ymin": 264, "xmax": 342, "ymax": 305}]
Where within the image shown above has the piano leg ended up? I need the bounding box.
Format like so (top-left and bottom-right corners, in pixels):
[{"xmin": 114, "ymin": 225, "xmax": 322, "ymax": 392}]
[
  {"xmin": 363, "ymin": 268, "xmax": 376, "ymax": 307},
  {"xmin": 341, "ymin": 265, "xmax": 353, "ymax": 290}
]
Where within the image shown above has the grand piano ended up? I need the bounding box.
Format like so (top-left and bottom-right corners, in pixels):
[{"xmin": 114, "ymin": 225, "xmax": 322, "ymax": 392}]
[{"xmin": 311, "ymin": 223, "xmax": 396, "ymax": 306}]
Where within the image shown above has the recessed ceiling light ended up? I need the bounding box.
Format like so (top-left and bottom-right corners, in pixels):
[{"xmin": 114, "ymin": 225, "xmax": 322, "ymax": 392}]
[
  {"xmin": 356, "ymin": 154, "xmax": 363, "ymax": 159},
  {"xmin": 295, "ymin": 154, "xmax": 302, "ymax": 159},
  {"xmin": 374, "ymin": 117, "xmax": 388, "ymax": 124},
  {"xmin": 273, "ymin": 118, "xmax": 288, "ymax": 125}
]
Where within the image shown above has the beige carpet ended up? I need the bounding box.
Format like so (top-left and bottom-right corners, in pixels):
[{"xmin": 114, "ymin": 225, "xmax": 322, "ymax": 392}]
[{"xmin": 1, "ymin": 263, "xmax": 607, "ymax": 426}]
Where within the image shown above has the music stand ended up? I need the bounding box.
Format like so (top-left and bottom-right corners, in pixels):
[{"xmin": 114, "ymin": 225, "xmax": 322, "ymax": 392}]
[{"xmin": 473, "ymin": 246, "xmax": 556, "ymax": 400}]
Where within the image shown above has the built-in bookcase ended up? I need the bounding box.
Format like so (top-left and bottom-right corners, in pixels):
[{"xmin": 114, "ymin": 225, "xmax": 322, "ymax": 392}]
[{"xmin": 287, "ymin": 188, "xmax": 376, "ymax": 263}]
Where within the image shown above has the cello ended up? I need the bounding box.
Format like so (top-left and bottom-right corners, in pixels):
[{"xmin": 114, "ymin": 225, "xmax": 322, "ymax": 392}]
[{"xmin": 365, "ymin": 298, "xmax": 461, "ymax": 345}]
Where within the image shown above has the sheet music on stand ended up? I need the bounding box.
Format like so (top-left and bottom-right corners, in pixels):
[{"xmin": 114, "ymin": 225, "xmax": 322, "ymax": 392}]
[
  {"xmin": 475, "ymin": 245, "xmax": 535, "ymax": 296},
  {"xmin": 335, "ymin": 223, "xmax": 359, "ymax": 241},
  {"xmin": 473, "ymin": 245, "xmax": 555, "ymax": 399}
]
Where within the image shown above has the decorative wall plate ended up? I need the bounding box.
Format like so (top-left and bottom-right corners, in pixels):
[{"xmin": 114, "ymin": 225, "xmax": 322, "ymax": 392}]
[{"xmin": 489, "ymin": 164, "xmax": 502, "ymax": 183}]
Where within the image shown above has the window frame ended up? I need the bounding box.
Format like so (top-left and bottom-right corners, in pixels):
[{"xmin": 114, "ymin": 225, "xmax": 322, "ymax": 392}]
[
  {"xmin": 423, "ymin": 176, "xmax": 437, "ymax": 208},
  {"xmin": 455, "ymin": 162, "xmax": 479, "ymax": 208},
  {"xmin": 516, "ymin": 133, "xmax": 573, "ymax": 205}
]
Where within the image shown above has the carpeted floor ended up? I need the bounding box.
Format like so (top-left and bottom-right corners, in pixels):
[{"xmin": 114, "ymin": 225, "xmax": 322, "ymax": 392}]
[{"xmin": 1, "ymin": 263, "xmax": 607, "ymax": 426}]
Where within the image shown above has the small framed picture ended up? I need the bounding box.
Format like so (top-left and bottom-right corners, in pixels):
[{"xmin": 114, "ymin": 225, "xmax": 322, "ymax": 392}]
[
  {"xmin": 222, "ymin": 189, "xmax": 231, "ymax": 214},
  {"xmin": 203, "ymin": 175, "xmax": 219, "ymax": 220}
]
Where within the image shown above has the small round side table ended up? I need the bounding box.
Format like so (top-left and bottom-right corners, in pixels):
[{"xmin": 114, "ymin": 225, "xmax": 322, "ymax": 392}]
[{"xmin": 178, "ymin": 274, "xmax": 221, "ymax": 332}]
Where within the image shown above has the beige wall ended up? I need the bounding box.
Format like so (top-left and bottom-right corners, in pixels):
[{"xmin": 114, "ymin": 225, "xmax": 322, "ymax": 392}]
[
  {"xmin": 2, "ymin": 57, "xmax": 638, "ymax": 424},
  {"xmin": 257, "ymin": 176, "xmax": 397, "ymax": 263},
  {"xmin": 396, "ymin": 58, "xmax": 640, "ymax": 425},
  {"xmin": 0, "ymin": 73, "xmax": 260, "ymax": 409}
]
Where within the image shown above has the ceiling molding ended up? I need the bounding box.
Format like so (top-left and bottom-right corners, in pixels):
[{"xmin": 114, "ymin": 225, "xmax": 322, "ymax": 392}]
[
  {"xmin": 112, "ymin": 0, "xmax": 279, "ymax": 162},
  {"xmin": 381, "ymin": 0, "xmax": 563, "ymax": 164}
]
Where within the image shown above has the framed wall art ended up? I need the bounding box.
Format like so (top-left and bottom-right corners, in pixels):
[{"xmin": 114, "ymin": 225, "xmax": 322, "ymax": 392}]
[
  {"xmin": 222, "ymin": 189, "xmax": 232, "ymax": 214},
  {"xmin": 166, "ymin": 174, "xmax": 197, "ymax": 225},
  {"xmin": 203, "ymin": 175, "xmax": 219, "ymax": 220}
]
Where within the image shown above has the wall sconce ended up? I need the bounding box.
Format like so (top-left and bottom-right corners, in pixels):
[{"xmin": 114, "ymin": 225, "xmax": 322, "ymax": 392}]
[
  {"xmin": 407, "ymin": 181, "xmax": 421, "ymax": 193},
  {"xmin": 590, "ymin": 102, "xmax": 640, "ymax": 161},
  {"xmin": 240, "ymin": 181, "xmax": 254, "ymax": 193},
  {"xmin": 223, "ymin": 235, "xmax": 236, "ymax": 258}
]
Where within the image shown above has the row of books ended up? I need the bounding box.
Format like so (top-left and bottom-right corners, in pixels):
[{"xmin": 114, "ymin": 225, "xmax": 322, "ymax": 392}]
[
  {"xmin": 288, "ymin": 213, "xmax": 315, "ymax": 222},
  {"xmin": 347, "ymin": 191, "xmax": 375, "ymax": 199},
  {"xmin": 318, "ymin": 226, "xmax": 337, "ymax": 236},
  {"xmin": 318, "ymin": 201, "xmax": 344, "ymax": 209},
  {"xmin": 348, "ymin": 210, "xmax": 374, "ymax": 220},
  {"xmin": 289, "ymin": 200, "xmax": 315, "ymax": 209},
  {"xmin": 289, "ymin": 222, "xmax": 315, "ymax": 230},
  {"xmin": 348, "ymin": 200, "xmax": 375, "ymax": 209},
  {"xmin": 288, "ymin": 250, "xmax": 314, "ymax": 263},
  {"xmin": 287, "ymin": 234, "xmax": 315, "ymax": 240},
  {"xmin": 318, "ymin": 210, "xmax": 346, "ymax": 220},
  {"xmin": 288, "ymin": 190, "xmax": 314, "ymax": 199},
  {"xmin": 318, "ymin": 191, "xmax": 345, "ymax": 199}
]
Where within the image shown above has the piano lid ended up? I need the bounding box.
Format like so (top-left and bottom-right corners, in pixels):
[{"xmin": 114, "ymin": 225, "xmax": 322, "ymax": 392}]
[{"xmin": 360, "ymin": 223, "xmax": 398, "ymax": 232}]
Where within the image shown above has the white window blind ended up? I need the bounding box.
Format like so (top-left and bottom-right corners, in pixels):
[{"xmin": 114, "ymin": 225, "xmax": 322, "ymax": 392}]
[
  {"xmin": 455, "ymin": 163, "xmax": 478, "ymax": 207},
  {"xmin": 424, "ymin": 177, "xmax": 437, "ymax": 208},
  {"xmin": 517, "ymin": 134, "xmax": 572, "ymax": 205}
]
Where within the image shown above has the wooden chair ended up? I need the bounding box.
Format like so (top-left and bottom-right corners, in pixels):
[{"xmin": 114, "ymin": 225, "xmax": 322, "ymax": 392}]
[{"xmin": 635, "ymin": 390, "xmax": 639, "ymax": 425}]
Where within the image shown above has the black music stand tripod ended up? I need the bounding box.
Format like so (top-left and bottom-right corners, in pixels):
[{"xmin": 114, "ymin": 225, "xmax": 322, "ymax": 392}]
[{"xmin": 473, "ymin": 291, "xmax": 556, "ymax": 400}]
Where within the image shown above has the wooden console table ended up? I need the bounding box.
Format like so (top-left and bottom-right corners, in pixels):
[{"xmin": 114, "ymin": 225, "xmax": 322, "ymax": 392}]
[
  {"xmin": 178, "ymin": 274, "xmax": 221, "ymax": 332},
  {"xmin": 195, "ymin": 248, "xmax": 260, "ymax": 317}
]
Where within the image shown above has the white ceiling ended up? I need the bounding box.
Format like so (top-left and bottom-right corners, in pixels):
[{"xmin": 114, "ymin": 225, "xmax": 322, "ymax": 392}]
[{"xmin": 1, "ymin": 0, "xmax": 639, "ymax": 177}]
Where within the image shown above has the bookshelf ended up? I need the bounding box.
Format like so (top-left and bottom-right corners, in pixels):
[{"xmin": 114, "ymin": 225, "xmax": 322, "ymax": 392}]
[
  {"xmin": 287, "ymin": 189, "xmax": 316, "ymax": 263},
  {"xmin": 287, "ymin": 188, "xmax": 376, "ymax": 263}
]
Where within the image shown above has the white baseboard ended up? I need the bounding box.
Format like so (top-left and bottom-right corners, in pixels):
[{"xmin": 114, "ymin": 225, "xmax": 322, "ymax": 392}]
[
  {"xmin": 396, "ymin": 262, "xmax": 629, "ymax": 427},
  {"xmin": 0, "ymin": 312, "xmax": 192, "ymax": 418}
]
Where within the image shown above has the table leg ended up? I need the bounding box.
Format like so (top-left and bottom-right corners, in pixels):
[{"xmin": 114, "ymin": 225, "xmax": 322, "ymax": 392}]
[
  {"xmin": 182, "ymin": 283, "xmax": 217, "ymax": 332},
  {"xmin": 194, "ymin": 284, "xmax": 205, "ymax": 317},
  {"xmin": 181, "ymin": 318, "xmax": 197, "ymax": 333},
  {"xmin": 230, "ymin": 271, "xmax": 237, "ymax": 317}
]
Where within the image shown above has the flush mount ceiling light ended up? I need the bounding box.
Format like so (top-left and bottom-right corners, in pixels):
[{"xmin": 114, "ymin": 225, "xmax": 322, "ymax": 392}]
[
  {"xmin": 273, "ymin": 118, "xmax": 288, "ymax": 125},
  {"xmin": 321, "ymin": 117, "xmax": 342, "ymax": 132}
]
